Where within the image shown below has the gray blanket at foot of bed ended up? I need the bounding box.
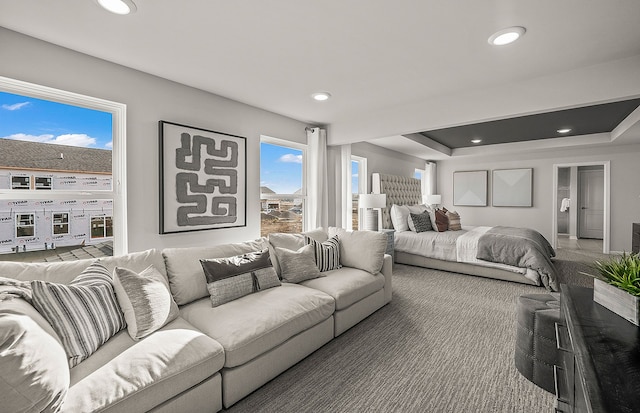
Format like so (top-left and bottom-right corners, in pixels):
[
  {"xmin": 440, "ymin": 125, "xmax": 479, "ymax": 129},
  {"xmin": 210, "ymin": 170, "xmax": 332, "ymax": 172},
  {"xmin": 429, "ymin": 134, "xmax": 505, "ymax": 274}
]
[{"xmin": 476, "ymin": 226, "xmax": 558, "ymax": 291}]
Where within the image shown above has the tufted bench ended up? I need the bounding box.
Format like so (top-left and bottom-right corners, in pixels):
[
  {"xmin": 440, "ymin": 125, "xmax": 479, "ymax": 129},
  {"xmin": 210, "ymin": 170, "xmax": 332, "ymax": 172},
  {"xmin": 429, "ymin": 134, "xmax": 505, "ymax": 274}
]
[{"xmin": 514, "ymin": 293, "xmax": 561, "ymax": 394}]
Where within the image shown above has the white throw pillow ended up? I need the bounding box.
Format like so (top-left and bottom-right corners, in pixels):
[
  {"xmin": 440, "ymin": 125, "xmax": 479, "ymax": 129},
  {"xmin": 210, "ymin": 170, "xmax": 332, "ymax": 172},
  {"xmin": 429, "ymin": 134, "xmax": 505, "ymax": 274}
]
[
  {"xmin": 0, "ymin": 298, "xmax": 69, "ymax": 413},
  {"xmin": 113, "ymin": 265, "xmax": 180, "ymax": 340},
  {"xmin": 331, "ymin": 228, "xmax": 387, "ymax": 274},
  {"xmin": 390, "ymin": 204, "xmax": 429, "ymax": 232}
]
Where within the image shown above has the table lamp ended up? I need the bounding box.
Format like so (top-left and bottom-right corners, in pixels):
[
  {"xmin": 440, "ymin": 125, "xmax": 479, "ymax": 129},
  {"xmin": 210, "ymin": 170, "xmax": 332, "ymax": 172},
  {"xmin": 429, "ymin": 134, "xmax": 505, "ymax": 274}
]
[
  {"xmin": 358, "ymin": 193, "xmax": 387, "ymax": 231},
  {"xmin": 424, "ymin": 194, "xmax": 442, "ymax": 208}
]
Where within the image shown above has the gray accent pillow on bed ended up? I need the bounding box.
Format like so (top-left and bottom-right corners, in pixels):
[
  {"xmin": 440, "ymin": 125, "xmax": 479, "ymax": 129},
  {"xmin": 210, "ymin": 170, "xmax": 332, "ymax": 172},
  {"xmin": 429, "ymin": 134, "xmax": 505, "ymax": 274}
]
[
  {"xmin": 200, "ymin": 249, "xmax": 280, "ymax": 307},
  {"xmin": 409, "ymin": 211, "xmax": 433, "ymax": 233}
]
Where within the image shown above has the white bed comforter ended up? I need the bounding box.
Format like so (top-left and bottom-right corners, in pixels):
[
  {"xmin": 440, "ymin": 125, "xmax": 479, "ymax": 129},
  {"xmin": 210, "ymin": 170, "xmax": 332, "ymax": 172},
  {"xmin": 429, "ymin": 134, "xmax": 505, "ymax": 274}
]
[{"xmin": 394, "ymin": 226, "xmax": 540, "ymax": 284}]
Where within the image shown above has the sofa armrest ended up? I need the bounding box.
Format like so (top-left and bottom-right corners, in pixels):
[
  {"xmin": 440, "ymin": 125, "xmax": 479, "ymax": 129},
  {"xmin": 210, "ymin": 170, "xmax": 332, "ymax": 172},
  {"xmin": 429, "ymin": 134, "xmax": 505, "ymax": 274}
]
[{"xmin": 381, "ymin": 254, "xmax": 392, "ymax": 304}]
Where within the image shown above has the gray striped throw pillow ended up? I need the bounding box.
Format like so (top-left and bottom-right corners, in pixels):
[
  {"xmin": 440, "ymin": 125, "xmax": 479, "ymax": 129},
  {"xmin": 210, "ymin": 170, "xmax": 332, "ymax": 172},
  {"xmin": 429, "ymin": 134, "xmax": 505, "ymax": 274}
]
[
  {"xmin": 30, "ymin": 262, "xmax": 126, "ymax": 368},
  {"xmin": 305, "ymin": 235, "xmax": 341, "ymax": 272}
]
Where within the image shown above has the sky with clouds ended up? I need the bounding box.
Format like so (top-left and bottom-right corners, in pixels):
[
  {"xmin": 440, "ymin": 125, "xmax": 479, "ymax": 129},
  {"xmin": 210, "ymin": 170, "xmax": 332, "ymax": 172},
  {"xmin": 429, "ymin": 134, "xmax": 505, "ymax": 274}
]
[{"xmin": 0, "ymin": 91, "xmax": 112, "ymax": 150}]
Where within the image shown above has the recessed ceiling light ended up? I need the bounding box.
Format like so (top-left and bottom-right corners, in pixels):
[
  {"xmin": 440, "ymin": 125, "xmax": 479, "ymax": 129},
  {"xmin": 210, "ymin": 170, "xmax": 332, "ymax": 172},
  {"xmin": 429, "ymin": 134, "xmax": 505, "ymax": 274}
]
[
  {"xmin": 488, "ymin": 26, "xmax": 526, "ymax": 46},
  {"xmin": 96, "ymin": 0, "xmax": 137, "ymax": 15},
  {"xmin": 311, "ymin": 92, "xmax": 332, "ymax": 101},
  {"xmin": 471, "ymin": 139, "xmax": 482, "ymax": 144},
  {"xmin": 557, "ymin": 128, "xmax": 572, "ymax": 134}
]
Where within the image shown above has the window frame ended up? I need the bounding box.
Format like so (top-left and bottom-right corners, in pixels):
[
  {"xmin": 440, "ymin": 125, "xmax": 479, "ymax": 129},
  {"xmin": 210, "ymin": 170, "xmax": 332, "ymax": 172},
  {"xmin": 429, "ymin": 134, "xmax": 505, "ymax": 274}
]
[
  {"xmin": 52, "ymin": 212, "xmax": 70, "ymax": 235},
  {"xmin": 0, "ymin": 75, "xmax": 128, "ymax": 255},
  {"xmin": 259, "ymin": 135, "xmax": 307, "ymax": 234},
  {"xmin": 15, "ymin": 213, "xmax": 35, "ymax": 238},
  {"xmin": 350, "ymin": 155, "xmax": 367, "ymax": 230}
]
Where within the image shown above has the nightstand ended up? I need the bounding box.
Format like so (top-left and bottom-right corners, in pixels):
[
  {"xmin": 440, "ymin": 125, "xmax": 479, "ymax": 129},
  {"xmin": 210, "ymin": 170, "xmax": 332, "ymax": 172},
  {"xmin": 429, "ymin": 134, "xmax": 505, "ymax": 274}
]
[{"xmin": 378, "ymin": 228, "xmax": 395, "ymax": 263}]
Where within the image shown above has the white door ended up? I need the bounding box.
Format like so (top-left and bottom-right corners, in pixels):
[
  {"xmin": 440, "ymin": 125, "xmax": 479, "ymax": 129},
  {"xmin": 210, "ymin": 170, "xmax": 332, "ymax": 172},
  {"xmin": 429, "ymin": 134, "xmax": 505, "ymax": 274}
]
[{"xmin": 578, "ymin": 167, "xmax": 604, "ymax": 239}]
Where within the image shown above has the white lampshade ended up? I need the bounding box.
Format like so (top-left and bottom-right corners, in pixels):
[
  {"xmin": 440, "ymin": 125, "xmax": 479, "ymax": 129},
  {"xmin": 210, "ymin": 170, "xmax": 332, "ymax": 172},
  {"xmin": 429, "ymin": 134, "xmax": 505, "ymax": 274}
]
[
  {"xmin": 424, "ymin": 194, "xmax": 442, "ymax": 205},
  {"xmin": 358, "ymin": 193, "xmax": 387, "ymax": 209}
]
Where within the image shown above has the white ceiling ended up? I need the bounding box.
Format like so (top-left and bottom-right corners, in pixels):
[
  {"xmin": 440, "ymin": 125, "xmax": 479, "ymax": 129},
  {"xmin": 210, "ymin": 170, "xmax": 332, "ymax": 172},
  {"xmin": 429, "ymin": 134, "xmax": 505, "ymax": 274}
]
[{"xmin": 2, "ymin": 0, "xmax": 640, "ymax": 157}]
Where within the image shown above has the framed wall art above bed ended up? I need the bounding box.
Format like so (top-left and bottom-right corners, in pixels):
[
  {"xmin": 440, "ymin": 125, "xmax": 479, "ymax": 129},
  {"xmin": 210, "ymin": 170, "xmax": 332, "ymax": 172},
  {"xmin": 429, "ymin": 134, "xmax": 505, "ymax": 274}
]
[
  {"xmin": 453, "ymin": 170, "xmax": 488, "ymax": 206},
  {"xmin": 159, "ymin": 120, "xmax": 247, "ymax": 234},
  {"xmin": 492, "ymin": 168, "xmax": 533, "ymax": 207}
]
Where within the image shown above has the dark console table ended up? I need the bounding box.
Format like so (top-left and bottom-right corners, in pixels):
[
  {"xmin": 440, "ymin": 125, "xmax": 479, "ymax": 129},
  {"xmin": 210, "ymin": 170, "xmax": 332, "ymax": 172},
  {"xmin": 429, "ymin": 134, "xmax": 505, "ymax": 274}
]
[
  {"xmin": 633, "ymin": 223, "xmax": 639, "ymax": 254},
  {"xmin": 555, "ymin": 285, "xmax": 640, "ymax": 412}
]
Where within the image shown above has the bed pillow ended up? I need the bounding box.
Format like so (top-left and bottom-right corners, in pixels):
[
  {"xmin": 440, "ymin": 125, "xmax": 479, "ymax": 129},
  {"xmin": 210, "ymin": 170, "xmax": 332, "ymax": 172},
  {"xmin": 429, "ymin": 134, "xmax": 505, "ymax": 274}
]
[
  {"xmin": 446, "ymin": 210, "xmax": 462, "ymax": 231},
  {"xmin": 200, "ymin": 249, "xmax": 279, "ymax": 307},
  {"xmin": 305, "ymin": 235, "xmax": 341, "ymax": 272},
  {"xmin": 409, "ymin": 211, "xmax": 433, "ymax": 233},
  {"xmin": 276, "ymin": 244, "xmax": 323, "ymax": 283},
  {"xmin": 390, "ymin": 204, "xmax": 429, "ymax": 232},
  {"xmin": 434, "ymin": 208, "xmax": 449, "ymax": 232},
  {"xmin": 113, "ymin": 265, "xmax": 180, "ymax": 340},
  {"xmin": 30, "ymin": 262, "xmax": 126, "ymax": 368}
]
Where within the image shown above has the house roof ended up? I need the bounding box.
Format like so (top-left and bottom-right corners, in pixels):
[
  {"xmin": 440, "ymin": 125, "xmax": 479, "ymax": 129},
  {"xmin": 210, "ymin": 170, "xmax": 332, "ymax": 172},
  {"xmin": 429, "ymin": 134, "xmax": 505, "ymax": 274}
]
[{"xmin": 0, "ymin": 139, "xmax": 112, "ymax": 174}]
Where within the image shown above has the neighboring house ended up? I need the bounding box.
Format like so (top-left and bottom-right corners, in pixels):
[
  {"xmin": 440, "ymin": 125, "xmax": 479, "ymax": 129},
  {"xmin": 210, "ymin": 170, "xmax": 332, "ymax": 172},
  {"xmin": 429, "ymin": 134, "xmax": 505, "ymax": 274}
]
[{"xmin": 0, "ymin": 139, "xmax": 113, "ymax": 254}]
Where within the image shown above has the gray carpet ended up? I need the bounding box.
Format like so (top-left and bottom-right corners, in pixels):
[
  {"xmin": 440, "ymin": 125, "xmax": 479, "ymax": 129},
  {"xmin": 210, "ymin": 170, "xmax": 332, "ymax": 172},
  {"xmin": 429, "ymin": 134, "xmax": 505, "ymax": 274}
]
[
  {"xmin": 225, "ymin": 265, "xmax": 556, "ymax": 413},
  {"xmin": 553, "ymin": 247, "xmax": 612, "ymax": 288}
]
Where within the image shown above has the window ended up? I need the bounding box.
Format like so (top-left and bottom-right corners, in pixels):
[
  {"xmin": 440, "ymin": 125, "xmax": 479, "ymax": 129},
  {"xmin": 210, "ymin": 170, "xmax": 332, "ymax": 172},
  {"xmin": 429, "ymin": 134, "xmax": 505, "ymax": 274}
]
[
  {"xmin": 11, "ymin": 176, "xmax": 30, "ymax": 189},
  {"xmin": 0, "ymin": 76, "xmax": 126, "ymax": 261},
  {"xmin": 35, "ymin": 177, "xmax": 52, "ymax": 190},
  {"xmin": 16, "ymin": 213, "xmax": 35, "ymax": 237},
  {"xmin": 260, "ymin": 137, "xmax": 306, "ymax": 237},
  {"xmin": 52, "ymin": 213, "xmax": 69, "ymax": 235},
  {"xmin": 90, "ymin": 216, "xmax": 113, "ymax": 239},
  {"xmin": 351, "ymin": 156, "xmax": 367, "ymax": 230}
]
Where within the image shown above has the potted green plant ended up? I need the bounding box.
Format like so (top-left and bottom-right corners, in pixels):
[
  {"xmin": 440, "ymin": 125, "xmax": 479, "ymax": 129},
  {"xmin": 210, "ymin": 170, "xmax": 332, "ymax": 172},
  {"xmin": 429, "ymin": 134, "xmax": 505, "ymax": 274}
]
[{"xmin": 592, "ymin": 253, "xmax": 640, "ymax": 326}]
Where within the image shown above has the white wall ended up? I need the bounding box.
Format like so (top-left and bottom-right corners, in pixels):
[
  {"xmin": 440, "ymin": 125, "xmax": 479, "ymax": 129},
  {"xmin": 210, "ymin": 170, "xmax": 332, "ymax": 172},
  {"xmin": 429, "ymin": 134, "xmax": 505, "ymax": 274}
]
[
  {"xmin": 437, "ymin": 143, "xmax": 640, "ymax": 252},
  {"xmin": 351, "ymin": 141, "xmax": 425, "ymax": 193},
  {"xmin": 0, "ymin": 28, "xmax": 308, "ymax": 252}
]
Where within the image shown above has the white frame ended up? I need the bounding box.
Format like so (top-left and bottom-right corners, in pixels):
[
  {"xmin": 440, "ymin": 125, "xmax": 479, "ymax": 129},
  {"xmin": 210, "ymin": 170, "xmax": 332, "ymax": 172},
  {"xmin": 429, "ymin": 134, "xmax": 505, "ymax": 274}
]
[
  {"xmin": 492, "ymin": 168, "xmax": 533, "ymax": 207},
  {"xmin": 453, "ymin": 170, "xmax": 488, "ymax": 206},
  {"xmin": 351, "ymin": 155, "xmax": 368, "ymax": 230},
  {"xmin": 52, "ymin": 212, "xmax": 70, "ymax": 235},
  {"xmin": 0, "ymin": 75, "xmax": 128, "ymax": 255},
  {"xmin": 551, "ymin": 161, "xmax": 610, "ymax": 254},
  {"xmin": 15, "ymin": 212, "xmax": 35, "ymax": 238},
  {"xmin": 260, "ymin": 135, "xmax": 307, "ymax": 232}
]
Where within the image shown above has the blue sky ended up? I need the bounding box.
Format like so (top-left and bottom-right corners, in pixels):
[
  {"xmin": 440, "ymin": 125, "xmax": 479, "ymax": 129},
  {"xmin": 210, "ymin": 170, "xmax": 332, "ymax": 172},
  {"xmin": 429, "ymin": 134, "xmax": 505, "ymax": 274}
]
[
  {"xmin": 0, "ymin": 91, "xmax": 112, "ymax": 150},
  {"xmin": 260, "ymin": 142, "xmax": 303, "ymax": 194}
]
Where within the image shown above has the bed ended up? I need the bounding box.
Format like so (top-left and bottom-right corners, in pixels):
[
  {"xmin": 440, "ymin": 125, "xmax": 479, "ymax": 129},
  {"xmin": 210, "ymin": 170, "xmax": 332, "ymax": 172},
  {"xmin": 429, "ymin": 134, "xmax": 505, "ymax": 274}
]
[{"xmin": 372, "ymin": 173, "xmax": 558, "ymax": 291}]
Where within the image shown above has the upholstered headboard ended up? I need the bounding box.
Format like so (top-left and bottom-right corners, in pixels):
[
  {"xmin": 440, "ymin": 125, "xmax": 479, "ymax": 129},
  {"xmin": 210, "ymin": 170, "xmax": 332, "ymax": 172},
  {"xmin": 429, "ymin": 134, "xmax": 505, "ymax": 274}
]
[{"xmin": 372, "ymin": 173, "xmax": 422, "ymax": 229}]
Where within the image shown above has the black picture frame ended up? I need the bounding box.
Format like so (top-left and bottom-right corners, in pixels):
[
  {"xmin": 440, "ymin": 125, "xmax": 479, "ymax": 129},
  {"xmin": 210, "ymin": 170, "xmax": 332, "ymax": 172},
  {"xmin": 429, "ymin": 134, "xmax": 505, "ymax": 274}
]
[{"xmin": 159, "ymin": 121, "xmax": 247, "ymax": 234}]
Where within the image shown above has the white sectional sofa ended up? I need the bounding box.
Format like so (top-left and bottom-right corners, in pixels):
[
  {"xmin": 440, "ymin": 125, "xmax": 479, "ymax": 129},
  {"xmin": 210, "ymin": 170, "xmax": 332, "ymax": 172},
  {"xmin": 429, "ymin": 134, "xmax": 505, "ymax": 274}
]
[{"xmin": 0, "ymin": 228, "xmax": 392, "ymax": 412}]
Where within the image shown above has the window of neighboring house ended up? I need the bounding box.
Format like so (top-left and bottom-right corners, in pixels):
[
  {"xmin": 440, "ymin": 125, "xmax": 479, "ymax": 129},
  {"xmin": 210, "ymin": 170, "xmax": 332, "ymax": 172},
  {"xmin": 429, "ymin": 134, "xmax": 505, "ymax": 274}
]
[
  {"xmin": 0, "ymin": 77, "xmax": 126, "ymax": 261},
  {"xmin": 90, "ymin": 215, "xmax": 113, "ymax": 239},
  {"xmin": 11, "ymin": 176, "xmax": 30, "ymax": 189},
  {"xmin": 259, "ymin": 137, "xmax": 306, "ymax": 237},
  {"xmin": 52, "ymin": 212, "xmax": 69, "ymax": 235},
  {"xmin": 351, "ymin": 156, "xmax": 367, "ymax": 230},
  {"xmin": 16, "ymin": 213, "xmax": 35, "ymax": 237},
  {"xmin": 35, "ymin": 177, "xmax": 52, "ymax": 190}
]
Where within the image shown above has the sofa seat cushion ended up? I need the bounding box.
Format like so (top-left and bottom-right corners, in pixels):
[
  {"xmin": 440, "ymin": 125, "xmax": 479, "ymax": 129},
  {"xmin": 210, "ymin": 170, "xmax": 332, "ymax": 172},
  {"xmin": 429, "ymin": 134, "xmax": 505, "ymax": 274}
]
[
  {"xmin": 180, "ymin": 283, "xmax": 335, "ymax": 368},
  {"xmin": 62, "ymin": 317, "xmax": 224, "ymax": 413},
  {"xmin": 300, "ymin": 267, "xmax": 385, "ymax": 310}
]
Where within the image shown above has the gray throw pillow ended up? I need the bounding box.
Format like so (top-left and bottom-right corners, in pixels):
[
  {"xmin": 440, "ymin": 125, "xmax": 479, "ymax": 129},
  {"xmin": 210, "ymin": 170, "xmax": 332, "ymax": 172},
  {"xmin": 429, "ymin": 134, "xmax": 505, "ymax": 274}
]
[
  {"xmin": 200, "ymin": 249, "xmax": 280, "ymax": 307},
  {"xmin": 276, "ymin": 244, "xmax": 323, "ymax": 283},
  {"xmin": 113, "ymin": 265, "xmax": 180, "ymax": 340},
  {"xmin": 409, "ymin": 211, "xmax": 433, "ymax": 232}
]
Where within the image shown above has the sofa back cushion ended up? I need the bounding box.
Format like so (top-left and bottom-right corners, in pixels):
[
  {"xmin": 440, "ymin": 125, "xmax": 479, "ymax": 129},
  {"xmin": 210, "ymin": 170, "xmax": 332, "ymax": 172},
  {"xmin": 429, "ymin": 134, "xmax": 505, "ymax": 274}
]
[
  {"xmin": 267, "ymin": 229, "xmax": 328, "ymax": 276},
  {"xmin": 163, "ymin": 239, "xmax": 267, "ymax": 306},
  {"xmin": 0, "ymin": 249, "xmax": 165, "ymax": 285},
  {"xmin": 0, "ymin": 298, "xmax": 69, "ymax": 413},
  {"xmin": 327, "ymin": 228, "xmax": 387, "ymax": 274}
]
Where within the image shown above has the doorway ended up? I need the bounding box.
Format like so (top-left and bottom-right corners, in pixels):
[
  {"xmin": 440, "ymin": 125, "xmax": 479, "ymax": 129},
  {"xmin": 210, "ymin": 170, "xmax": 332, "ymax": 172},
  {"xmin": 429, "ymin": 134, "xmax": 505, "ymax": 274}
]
[{"xmin": 552, "ymin": 162, "xmax": 609, "ymax": 254}]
